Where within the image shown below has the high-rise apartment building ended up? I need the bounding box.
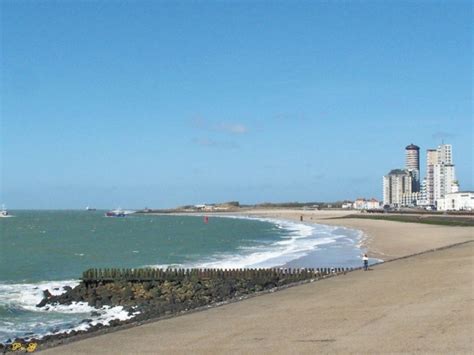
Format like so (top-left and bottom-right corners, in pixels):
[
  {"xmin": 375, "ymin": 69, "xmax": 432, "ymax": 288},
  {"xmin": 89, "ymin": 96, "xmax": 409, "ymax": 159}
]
[
  {"xmin": 426, "ymin": 144, "xmax": 457, "ymax": 205},
  {"xmin": 436, "ymin": 144, "xmax": 452, "ymax": 165},
  {"xmin": 405, "ymin": 144, "xmax": 420, "ymax": 170},
  {"xmin": 383, "ymin": 143, "xmax": 460, "ymax": 208},
  {"xmin": 383, "ymin": 169, "xmax": 413, "ymax": 206},
  {"xmin": 425, "ymin": 149, "xmax": 438, "ymax": 205},
  {"xmin": 405, "ymin": 144, "xmax": 420, "ymax": 192}
]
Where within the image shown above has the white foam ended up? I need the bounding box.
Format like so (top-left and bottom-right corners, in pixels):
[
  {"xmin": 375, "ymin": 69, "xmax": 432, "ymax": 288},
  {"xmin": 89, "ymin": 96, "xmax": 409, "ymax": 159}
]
[
  {"xmin": 0, "ymin": 280, "xmax": 137, "ymax": 341},
  {"xmin": 0, "ymin": 280, "xmax": 80, "ymax": 311},
  {"xmin": 148, "ymin": 215, "xmax": 357, "ymax": 269}
]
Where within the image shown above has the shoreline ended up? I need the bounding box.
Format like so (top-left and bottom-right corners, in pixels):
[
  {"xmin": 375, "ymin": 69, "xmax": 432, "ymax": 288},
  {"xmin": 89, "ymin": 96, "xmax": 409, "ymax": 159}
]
[
  {"xmin": 2, "ymin": 213, "xmax": 362, "ymax": 348},
  {"xmin": 209, "ymin": 213, "xmax": 371, "ymax": 269},
  {"xmin": 148, "ymin": 209, "xmax": 473, "ymax": 260},
  {"xmin": 226, "ymin": 209, "xmax": 474, "ymax": 260},
  {"xmin": 5, "ymin": 210, "xmax": 473, "ymax": 352},
  {"xmin": 39, "ymin": 240, "xmax": 474, "ymax": 354}
]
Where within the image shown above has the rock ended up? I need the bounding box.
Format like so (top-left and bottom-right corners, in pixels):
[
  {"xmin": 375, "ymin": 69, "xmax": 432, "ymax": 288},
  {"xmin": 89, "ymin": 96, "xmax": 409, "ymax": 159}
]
[
  {"xmin": 31, "ymin": 268, "xmax": 322, "ymax": 348},
  {"xmin": 36, "ymin": 298, "xmax": 49, "ymax": 308},
  {"xmin": 111, "ymin": 295, "xmax": 121, "ymax": 304},
  {"xmin": 37, "ymin": 289, "xmax": 55, "ymax": 307},
  {"xmin": 109, "ymin": 319, "xmax": 121, "ymax": 327},
  {"xmin": 85, "ymin": 294, "xmax": 97, "ymax": 305}
]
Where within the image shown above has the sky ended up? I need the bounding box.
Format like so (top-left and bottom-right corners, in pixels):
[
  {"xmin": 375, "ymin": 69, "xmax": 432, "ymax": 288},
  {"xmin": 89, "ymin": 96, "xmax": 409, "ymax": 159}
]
[{"xmin": 1, "ymin": 1, "xmax": 472, "ymax": 209}]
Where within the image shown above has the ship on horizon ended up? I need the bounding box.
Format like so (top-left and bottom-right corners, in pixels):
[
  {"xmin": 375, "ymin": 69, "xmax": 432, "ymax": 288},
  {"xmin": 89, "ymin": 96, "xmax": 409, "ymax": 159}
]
[
  {"xmin": 0, "ymin": 205, "xmax": 13, "ymax": 218},
  {"xmin": 105, "ymin": 208, "xmax": 135, "ymax": 217}
]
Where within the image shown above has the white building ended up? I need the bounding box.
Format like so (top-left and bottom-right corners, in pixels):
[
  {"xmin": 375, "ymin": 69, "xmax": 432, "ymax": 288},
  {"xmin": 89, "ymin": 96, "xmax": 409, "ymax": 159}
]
[
  {"xmin": 437, "ymin": 143, "xmax": 452, "ymax": 165},
  {"xmin": 366, "ymin": 198, "xmax": 381, "ymax": 209},
  {"xmin": 425, "ymin": 149, "xmax": 438, "ymax": 205},
  {"xmin": 437, "ymin": 192, "xmax": 474, "ymax": 211},
  {"xmin": 401, "ymin": 192, "xmax": 421, "ymax": 207},
  {"xmin": 353, "ymin": 198, "xmax": 380, "ymax": 210},
  {"xmin": 353, "ymin": 199, "xmax": 366, "ymax": 210},
  {"xmin": 416, "ymin": 178, "xmax": 429, "ymax": 206},
  {"xmin": 433, "ymin": 164, "xmax": 457, "ymax": 201},
  {"xmin": 425, "ymin": 144, "xmax": 458, "ymax": 206},
  {"xmin": 383, "ymin": 169, "xmax": 414, "ymax": 206}
]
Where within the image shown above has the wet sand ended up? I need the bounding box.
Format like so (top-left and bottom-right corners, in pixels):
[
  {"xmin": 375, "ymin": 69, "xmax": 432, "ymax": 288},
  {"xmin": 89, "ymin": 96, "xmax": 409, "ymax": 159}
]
[{"xmin": 238, "ymin": 209, "xmax": 474, "ymax": 260}]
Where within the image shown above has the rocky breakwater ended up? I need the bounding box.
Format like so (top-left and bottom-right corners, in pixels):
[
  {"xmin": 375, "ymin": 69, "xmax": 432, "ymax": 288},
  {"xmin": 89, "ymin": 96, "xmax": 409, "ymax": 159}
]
[
  {"xmin": 40, "ymin": 268, "xmax": 340, "ymax": 319},
  {"xmin": 16, "ymin": 267, "xmax": 348, "ymax": 351}
]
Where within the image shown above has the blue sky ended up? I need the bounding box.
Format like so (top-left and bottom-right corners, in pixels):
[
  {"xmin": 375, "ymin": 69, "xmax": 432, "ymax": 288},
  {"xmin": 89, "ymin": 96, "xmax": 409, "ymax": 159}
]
[{"xmin": 1, "ymin": 1, "xmax": 472, "ymax": 209}]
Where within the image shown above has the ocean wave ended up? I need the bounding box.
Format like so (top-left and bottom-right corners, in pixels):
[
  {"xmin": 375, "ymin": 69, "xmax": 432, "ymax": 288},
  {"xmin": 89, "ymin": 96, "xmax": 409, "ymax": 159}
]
[
  {"xmin": 0, "ymin": 215, "xmax": 367, "ymax": 342},
  {"xmin": 0, "ymin": 280, "xmax": 80, "ymax": 311},
  {"xmin": 0, "ymin": 281, "xmax": 135, "ymax": 342},
  {"xmin": 148, "ymin": 215, "xmax": 358, "ymax": 270}
]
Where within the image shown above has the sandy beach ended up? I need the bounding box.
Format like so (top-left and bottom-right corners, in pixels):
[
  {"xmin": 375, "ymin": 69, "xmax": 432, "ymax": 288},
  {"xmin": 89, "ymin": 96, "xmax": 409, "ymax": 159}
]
[
  {"xmin": 40, "ymin": 210, "xmax": 473, "ymax": 354},
  {"xmin": 239, "ymin": 209, "xmax": 474, "ymax": 260}
]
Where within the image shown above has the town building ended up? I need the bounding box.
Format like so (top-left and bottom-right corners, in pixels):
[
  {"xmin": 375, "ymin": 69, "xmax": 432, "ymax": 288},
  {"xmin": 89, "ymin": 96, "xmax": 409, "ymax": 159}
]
[
  {"xmin": 425, "ymin": 149, "xmax": 438, "ymax": 205},
  {"xmin": 383, "ymin": 143, "xmax": 462, "ymax": 209},
  {"xmin": 436, "ymin": 191, "xmax": 474, "ymax": 211},
  {"xmin": 383, "ymin": 169, "xmax": 413, "ymax": 206},
  {"xmin": 405, "ymin": 143, "xmax": 420, "ymax": 192},
  {"xmin": 341, "ymin": 202, "xmax": 353, "ymax": 209},
  {"xmin": 401, "ymin": 192, "xmax": 421, "ymax": 207},
  {"xmin": 425, "ymin": 144, "xmax": 458, "ymax": 205},
  {"xmin": 416, "ymin": 178, "xmax": 429, "ymax": 206},
  {"xmin": 353, "ymin": 198, "xmax": 380, "ymax": 210}
]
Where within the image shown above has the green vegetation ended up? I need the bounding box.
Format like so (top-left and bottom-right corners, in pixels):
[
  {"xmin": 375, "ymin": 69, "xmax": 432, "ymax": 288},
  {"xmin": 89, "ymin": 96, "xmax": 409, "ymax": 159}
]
[
  {"xmin": 335, "ymin": 214, "xmax": 474, "ymax": 227},
  {"xmin": 254, "ymin": 201, "xmax": 349, "ymax": 209}
]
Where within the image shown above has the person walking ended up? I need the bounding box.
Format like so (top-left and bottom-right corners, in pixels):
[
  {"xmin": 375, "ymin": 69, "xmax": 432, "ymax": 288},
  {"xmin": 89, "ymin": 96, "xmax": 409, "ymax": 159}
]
[{"xmin": 363, "ymin": 254, "xmax": 369, "ymax": 271}]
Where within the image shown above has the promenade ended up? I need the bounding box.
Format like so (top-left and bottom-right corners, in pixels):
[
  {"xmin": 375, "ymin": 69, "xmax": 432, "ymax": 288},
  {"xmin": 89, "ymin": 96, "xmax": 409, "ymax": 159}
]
[{"xmin": 41, "ymin": 241, "xmax": 473, "ymax": 354}]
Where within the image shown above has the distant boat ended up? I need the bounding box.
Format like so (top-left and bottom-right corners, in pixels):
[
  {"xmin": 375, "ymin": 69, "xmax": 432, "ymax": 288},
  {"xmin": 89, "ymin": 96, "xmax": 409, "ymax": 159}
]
[
  {"xmin": 0, "ymin": 205, "xmax": 13, "ymax": 218},
  {"xmin": 105, "ymin": 208, "xmax": 135, "ymax": 217},
  {"xmin": 105, "ymin": 208, "xmax": 126, "ymax": 217},
  {"xmin": 86, "ymin": 206, "xmax": 97, "ymax": 211}
]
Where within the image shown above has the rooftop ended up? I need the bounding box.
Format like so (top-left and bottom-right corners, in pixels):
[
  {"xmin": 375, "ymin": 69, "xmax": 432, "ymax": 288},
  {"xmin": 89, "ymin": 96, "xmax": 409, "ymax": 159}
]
[
  {"xmin": 405, "ymin": 143, "xmax": 420, "ymax": 150},
  {"xmin": 387, "ymin": 168, "xmax": 408, "ymax": 175}
]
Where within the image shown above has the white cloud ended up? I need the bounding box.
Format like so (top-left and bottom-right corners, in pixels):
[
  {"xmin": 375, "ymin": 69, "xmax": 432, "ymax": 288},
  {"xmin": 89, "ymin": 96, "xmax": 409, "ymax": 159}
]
[
  {"xmin": 218, "ymin": 123, "xmax": 248, "ymax": 134},
  {"xmin": 192, "ymin": 117, "xmax": 249, "ymax": 135}
]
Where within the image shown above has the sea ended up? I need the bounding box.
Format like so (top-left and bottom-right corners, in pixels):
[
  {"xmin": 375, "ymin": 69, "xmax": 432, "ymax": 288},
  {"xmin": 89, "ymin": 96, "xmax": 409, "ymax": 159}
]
[{"xmin": 0, "ymin": 210, "xmax": 368, "ymax": 343}]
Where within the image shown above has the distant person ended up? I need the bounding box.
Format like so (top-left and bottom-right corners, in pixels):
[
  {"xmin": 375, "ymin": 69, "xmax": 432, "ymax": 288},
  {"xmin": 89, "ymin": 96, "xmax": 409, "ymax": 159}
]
[
  {"xmin": 363, "ymin": 254, "xmax": 369, "ymax": 271},
  {"xmin": 300, "ymin": 215, "xmax": 303, "ymax": 222}
]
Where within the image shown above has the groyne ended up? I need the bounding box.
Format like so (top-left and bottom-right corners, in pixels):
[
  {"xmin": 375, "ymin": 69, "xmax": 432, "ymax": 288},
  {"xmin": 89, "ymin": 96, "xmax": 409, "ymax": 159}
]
[{"xmin": 81, "ymin": 266, "xmax": 352, "ymax": 283}]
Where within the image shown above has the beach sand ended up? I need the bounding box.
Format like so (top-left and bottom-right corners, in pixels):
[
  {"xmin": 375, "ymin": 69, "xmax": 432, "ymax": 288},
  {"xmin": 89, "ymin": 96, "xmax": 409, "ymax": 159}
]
[
  {"xmin": 239, "ymin": 209, "xmax": 474, "ymax": 260},
  {"xmin": 40, "ymin": 210, "xmax": 474, "ymax": 354}
]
